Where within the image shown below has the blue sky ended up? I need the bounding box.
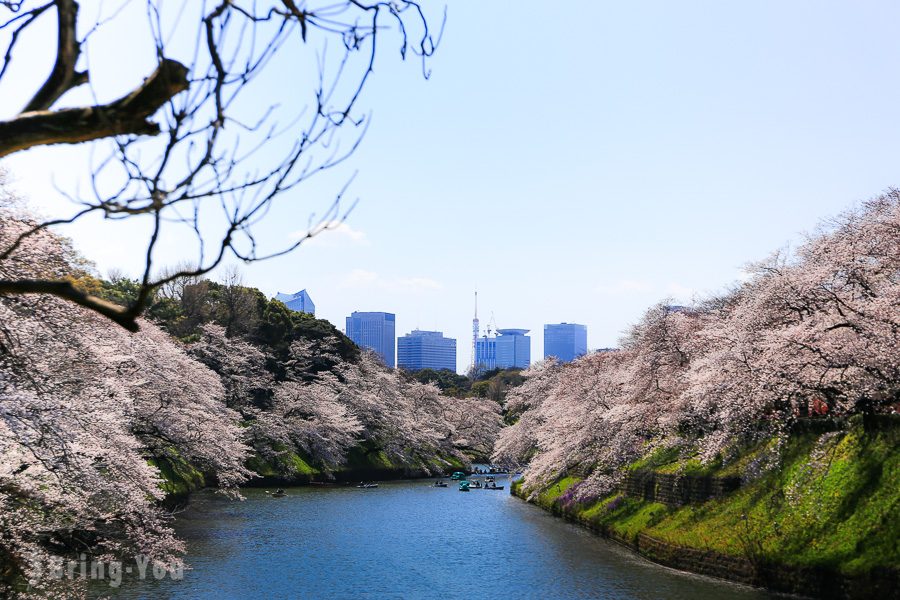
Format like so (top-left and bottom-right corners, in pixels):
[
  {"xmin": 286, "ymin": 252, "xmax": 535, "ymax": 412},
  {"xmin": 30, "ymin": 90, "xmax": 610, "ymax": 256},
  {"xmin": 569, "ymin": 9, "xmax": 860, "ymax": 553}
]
[{"xmin": 3, "ymin": 1, "xmax": 900, "ymax": 372}]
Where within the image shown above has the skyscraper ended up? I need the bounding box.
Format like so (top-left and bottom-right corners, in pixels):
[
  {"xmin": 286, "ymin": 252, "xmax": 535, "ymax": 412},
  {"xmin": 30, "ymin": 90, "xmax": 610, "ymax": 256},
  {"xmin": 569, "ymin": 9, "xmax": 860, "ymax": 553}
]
[
  {"xmin": 544, "ymin": 323, "xmax": 588, "ymax": 362},
  {"xmin": 475, "ymin": 336, "xmax": 497, "ymax": 371},
  {"xmin": 495, "ymin": 329, "xmax": 530, "ymax": 369},
  {"xmin": 346, "ymin": 311, "xmax": 396, "ymax": 367},
  {"xmin": 274, "ymin": 289, "xmax": 315, "ymax": 315},
  {"xmin": 397, "ymin": 330, "xmax": 456, "ymax": 372}
]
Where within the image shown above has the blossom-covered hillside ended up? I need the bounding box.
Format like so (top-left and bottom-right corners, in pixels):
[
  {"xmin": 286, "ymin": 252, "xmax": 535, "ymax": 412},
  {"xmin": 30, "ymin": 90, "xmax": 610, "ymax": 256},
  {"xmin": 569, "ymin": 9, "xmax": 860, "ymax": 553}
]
[{"xmin": 496, "ymin": 191, "xmax": 900, "ymax": 500}]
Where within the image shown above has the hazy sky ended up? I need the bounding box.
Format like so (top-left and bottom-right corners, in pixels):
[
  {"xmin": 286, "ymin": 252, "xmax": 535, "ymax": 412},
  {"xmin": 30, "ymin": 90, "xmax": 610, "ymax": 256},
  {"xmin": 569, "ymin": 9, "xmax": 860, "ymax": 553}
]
[{"xmin": 4, "ymin": 1, "xmax": 900, "ymax": 372}]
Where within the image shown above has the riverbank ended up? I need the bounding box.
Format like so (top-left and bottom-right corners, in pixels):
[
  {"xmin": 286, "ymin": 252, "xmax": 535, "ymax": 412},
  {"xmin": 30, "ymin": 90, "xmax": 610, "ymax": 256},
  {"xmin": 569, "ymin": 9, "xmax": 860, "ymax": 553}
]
[
  {"xmin": 512, "ymin": 415, "xmax": 900, "ymax": 600},
  {"xmin": 155, "ymin": 443, "xmax": 470, "ymax": 504},
  {"xmin": 244, "ymin": 444, "xmax": 469, "ymax": 487}
]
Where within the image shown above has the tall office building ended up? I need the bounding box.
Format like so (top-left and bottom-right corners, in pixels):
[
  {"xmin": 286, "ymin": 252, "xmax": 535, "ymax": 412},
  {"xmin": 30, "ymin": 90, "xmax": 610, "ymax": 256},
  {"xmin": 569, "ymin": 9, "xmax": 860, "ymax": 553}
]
[
  {"xmin": 495, "ymin": 329, "xmax": 530, "ymax": 369},
  {"xmin": 474, "ymin": 336, "xmax": 497, "ymax": 371},
  {"xmin": 274, "ymin": 289, "xmax": 315, "ymax": 315},
  {"xmin": 544, "ymin": 322, "xmax": 588, "ymax": 362},
  {"xmin": 397, "ymin": 330, "xmax": 456, "ymax": 372},
  {"xmin": 346, "ymin": 311, "xmax": 396, "ymax": 367}
]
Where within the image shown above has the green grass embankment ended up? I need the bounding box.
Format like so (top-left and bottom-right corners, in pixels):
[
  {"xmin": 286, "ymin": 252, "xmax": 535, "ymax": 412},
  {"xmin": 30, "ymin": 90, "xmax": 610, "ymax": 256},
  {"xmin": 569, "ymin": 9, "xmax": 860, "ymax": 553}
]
[
  {"xmin": 242, "ymin": 441, "xmax": 468, "ymax": 487},
  {"xmin": 515, "ymin": 417, "xmax": 900, "ymax": 598},
  {"xmin": 151, "ymin": 442, "xmax": 468, "ymax": 499},
  {"xmin": 149, "ymin": 453, "xmax": 206, "ymax": 500}
]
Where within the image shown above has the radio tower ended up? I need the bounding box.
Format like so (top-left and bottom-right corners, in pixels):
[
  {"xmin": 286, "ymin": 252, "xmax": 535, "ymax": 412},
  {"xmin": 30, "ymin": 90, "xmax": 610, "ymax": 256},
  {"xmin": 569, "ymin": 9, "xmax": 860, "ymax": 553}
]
[{"xmin": 470, "ymin": 290, "xmax": 480, "ymax": 373}]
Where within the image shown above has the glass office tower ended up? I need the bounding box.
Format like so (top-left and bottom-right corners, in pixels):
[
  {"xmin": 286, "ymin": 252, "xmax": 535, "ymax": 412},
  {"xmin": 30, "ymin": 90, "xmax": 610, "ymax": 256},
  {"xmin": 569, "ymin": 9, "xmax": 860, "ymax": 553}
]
[
  {"xmin": 475, "ymin": 336, "xmax": 497, "ymax": 371},
  {"xmin": 495, "ymin": 329, "xmax": 530, "ymax": 369},
  {"xmin": 274, "ymin": 289, "xmax": 315, "ymax": 316},
  {"xmin": 346, "ymin": 311, "xmax": 396, "ymax": 368},
  {"xmin": 397, "ymin": 330, "xmax": 456, "ymax": 372},
  {"xmin": 543, "ymin": 322, "xmax": 588, "ymax": 362}
]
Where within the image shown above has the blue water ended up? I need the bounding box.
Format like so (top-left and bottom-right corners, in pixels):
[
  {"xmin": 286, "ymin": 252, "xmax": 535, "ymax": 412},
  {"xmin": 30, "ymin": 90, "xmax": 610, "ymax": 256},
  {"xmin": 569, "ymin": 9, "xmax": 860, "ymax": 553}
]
[{"xmin": 96, "ymin": 478, "xmax": 775, "ymax": 599}]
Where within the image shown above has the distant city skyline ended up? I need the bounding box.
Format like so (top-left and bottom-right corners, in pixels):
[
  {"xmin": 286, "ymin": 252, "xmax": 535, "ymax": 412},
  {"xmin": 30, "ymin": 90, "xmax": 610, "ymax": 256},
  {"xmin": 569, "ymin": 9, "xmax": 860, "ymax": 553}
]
[{"xmin": 279, "ymin": 288, "xmax": 595, "ymax": 373}]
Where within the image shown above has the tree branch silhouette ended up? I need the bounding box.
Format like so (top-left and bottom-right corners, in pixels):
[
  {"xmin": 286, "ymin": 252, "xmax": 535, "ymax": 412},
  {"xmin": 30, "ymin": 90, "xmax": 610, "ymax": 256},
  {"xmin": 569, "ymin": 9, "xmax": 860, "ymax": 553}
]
[{"xmin": 0, "ymin": 0, "xmax": 440, "ymax": 331}]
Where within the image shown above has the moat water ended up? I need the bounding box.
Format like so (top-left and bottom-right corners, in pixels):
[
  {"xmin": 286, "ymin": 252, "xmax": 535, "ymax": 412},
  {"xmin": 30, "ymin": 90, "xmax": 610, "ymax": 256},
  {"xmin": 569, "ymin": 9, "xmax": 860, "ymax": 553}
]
[{"xmin": 95, "ymin": 477, "xmax": 775, "ymax": 599}]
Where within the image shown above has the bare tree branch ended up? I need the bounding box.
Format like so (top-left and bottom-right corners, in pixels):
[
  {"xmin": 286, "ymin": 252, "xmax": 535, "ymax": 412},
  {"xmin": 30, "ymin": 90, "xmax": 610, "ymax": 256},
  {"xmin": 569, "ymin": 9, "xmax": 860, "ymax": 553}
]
[
  {"xmin": 0, "ymin": 58, "xmax": 188, "ymax": 158},
  {"xmin": 0, "ymin": 279, "xmax": 139, "ymax": 331},
  {"xmin": 21, "ymin": 0, "xmax": 86, "ymax": 112},
  {"xmin": 0, "ymin": 1, "xmax": 440, "ymax": 331}
]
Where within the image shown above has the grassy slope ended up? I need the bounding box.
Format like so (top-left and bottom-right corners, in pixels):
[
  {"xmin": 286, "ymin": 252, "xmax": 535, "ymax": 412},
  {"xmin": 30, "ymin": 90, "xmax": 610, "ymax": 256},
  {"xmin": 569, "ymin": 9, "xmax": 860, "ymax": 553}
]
[
  {"xmin": 517, "ymin": 419, "xmax": 900, "ymax": 576},
  {"xmin": 242, "ymin": 442, "xmax": 467, "ymax": 485},
  {"xmin": 154, "ymin": 441, "xmax": 468, "ymax": 499},
  {"xmin": 149, "ymin": 454, "xmax": 206, "ymax": 498}
]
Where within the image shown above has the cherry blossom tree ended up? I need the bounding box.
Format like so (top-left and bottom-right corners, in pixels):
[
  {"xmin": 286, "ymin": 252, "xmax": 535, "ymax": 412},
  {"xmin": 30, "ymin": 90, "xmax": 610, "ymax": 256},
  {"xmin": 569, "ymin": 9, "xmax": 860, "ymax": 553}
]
[
  {"xmin": 188, "ymin": 323, "xmax": 275, "ymax": 413},
  {"xmin": 493, "ymin": 359, "xmax": 561, "ymax": 469},
  {"xmin": 189, "ymin": 323, "xmax": 501, "ymax": 477},
  {"xmin": 330, "ymin": 350, "xmax": 499, "ymax": 472},
  {"xmin": 685, "ymin": 191, "xmax": 900, "ymax": 458},
  {"xmin": 497, "ymin": 191, "xmax": 900, "ymax": 500},
  {"xmin": 1, "ymin": 208, "xmax": 249, "ymax": 597},
  {"xmin": 0, "ymin": 189, "xmax": 498, "ymax": 597},
  {"xmin": 269, "ymin": 377, "xmax": 364, "ymax": 469}
]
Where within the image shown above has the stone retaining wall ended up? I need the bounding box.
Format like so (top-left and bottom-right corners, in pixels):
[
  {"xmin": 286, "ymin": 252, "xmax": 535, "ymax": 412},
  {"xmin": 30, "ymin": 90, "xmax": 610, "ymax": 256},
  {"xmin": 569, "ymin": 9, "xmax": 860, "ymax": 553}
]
[
  {"xmin": 634, "ymin": 532, "xmax": 899, "ymax": 600},
  {"xmin": 623, "ymin": 470, "xmax": 741, "ymax": 507}
]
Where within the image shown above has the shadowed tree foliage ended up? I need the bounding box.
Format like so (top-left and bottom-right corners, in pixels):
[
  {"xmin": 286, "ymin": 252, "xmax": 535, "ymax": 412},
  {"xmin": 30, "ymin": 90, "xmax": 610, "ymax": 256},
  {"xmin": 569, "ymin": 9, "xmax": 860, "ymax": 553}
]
[
  {"xmin": 402, "ymin": 368, "xmax": 472, "ymax": 396},
  {"xmin": 401, "ymin": 366, "xmax": 525, "ymax": 403},
  {"xmin": 83, "ymin": 270, "xmax": 360, "ymax": 369}
]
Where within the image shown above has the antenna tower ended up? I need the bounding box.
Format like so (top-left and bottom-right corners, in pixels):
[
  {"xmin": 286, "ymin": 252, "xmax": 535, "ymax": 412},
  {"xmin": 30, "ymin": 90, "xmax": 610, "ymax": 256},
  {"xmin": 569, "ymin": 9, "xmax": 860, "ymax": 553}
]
[{"xmin": 471, "ymin": 290, "xmax": 480, "ymax": 372}]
